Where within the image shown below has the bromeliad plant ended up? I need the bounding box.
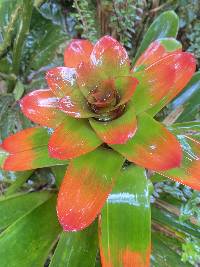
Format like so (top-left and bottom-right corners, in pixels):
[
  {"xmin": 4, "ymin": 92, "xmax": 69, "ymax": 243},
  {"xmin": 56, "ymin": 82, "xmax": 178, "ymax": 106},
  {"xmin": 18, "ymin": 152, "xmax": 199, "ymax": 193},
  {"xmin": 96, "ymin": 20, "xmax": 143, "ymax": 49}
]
[{"xmin": 0, "ymin": 29, "xmax": 200, "ymax": 266}]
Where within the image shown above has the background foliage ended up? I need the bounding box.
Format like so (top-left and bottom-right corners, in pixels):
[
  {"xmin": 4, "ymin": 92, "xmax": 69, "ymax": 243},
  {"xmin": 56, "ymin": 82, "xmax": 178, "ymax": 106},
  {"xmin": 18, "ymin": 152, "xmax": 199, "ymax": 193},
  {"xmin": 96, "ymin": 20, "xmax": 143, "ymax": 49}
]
[{"xmin": 0, "ymin": 0, "xmax": 199, "ymax": 266}]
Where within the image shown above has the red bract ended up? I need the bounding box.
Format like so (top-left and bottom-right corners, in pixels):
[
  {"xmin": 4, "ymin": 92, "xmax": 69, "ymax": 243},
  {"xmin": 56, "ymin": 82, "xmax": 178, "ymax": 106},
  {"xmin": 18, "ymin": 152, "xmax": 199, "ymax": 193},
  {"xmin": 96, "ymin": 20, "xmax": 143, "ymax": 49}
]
[{"xmin": 0, "ymin": 35, "xmax": 199, "ymax": 266}]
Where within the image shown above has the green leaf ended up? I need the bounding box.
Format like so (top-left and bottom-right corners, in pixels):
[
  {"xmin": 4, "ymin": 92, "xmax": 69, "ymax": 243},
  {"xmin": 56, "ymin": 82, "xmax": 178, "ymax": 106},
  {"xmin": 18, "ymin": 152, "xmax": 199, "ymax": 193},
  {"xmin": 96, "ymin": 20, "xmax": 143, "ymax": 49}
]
[
  {"xmin": 151, "ymin": 204, "xmax": 200, "ymax": 239},
  {"xmin": 0, "ymin": 0, "xmax": 21, "ymax": 37},
  {"xmin": 49, "ymin": 220, "xmax": 98, "ymax": 267},
  {"xmin": 152, "ymin": 231, "xmax": 193, "ymax": 267},
  {"xmin": 13, "ymin": 80, "xmax": 25, "ymax": 101},
  {"xmin": 57, "ymin": 147, "xmax": 124, "ymax": 231},
  {"xmin": 0, "ymin": 195, "xmax": 61, "ymax": 267},
  {"xmin": 0, "ymin": 191, "xmax": 53, "ymax": 230},
  {"xmin": 24, "ymin": 8, "xmax": 67, "ymax": 71},
  {"xmin": 0, "ymin": 3, "xmax": 21, "ymax": 57},
  {"xmin": 5, "ymin": 170, "xmax": 33, "ymax": 196},
  {"xmin": 133, "ymin": 11, "xmax": 179, "ymax": 64},
  {"xmin": 51, "ymin": 164, "xmax": 68, "ymax": 188},
  {"xmin": 170, "ymin": 71, "xmax": 200, "ymax": 122},
  {"xmin": 99, "ymin": 166, "xmax": 151, "ymax": 266},
  {"xmin": 12, "ymin": 0, "xmax": 34, "ymax": 75},
  {"xmin": 168, "ymin": 121, "xmax": 200, "ymax": 136}
]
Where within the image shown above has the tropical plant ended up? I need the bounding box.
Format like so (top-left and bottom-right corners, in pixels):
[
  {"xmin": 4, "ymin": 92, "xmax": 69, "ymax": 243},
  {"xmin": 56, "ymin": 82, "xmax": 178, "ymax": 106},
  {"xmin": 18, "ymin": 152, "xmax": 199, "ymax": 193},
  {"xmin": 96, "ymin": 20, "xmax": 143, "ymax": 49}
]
[{"xmin": 0, "ymin": 2, "xmax": 200, "ymax": 267}]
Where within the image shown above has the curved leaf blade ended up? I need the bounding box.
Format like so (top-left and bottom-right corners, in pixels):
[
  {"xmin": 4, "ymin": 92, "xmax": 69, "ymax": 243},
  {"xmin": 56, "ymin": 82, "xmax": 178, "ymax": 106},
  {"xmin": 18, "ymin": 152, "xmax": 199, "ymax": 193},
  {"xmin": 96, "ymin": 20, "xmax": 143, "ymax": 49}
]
[
  {"xmin": 0, "ymin": 195, "xmax": 61, "ymax": 267},
  {"xmin": 159, "ymin": 135, "xmax": 200, "ymax": 190},
  {"xmin": 111, "ymin": 113, "xmax": 182, "ymax": 171},
  {"xmin": 49, "ymin": 221, "xmax": 98, "ymax": 267},
  {"xmin": 0, "ymin": 191, "xmax": 52, "ymax": 230},
  {"xmin": 99, "ymin": 166, "xmax": 151, "ymax": 267},
  {"xmin": 133, "ymin": 11, "xmax": 179, "ymax": 64},
  {"xmin": 57, "ymin": 148, "xmax": 124, "ymax": 231}
]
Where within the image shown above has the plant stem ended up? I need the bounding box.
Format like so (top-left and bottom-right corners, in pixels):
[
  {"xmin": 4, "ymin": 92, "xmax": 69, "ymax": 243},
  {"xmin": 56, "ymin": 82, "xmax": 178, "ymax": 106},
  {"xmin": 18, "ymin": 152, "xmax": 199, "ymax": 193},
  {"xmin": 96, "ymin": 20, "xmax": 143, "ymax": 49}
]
[{"xmin": 12, "ymin": 0, "xmax": 34, "ymax": 76}]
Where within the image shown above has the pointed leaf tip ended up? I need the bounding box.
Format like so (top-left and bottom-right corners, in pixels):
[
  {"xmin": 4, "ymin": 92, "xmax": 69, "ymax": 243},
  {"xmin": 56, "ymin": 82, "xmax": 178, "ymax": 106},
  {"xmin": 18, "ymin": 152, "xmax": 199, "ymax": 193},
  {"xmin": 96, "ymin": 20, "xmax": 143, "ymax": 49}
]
[{"xmin": 112, "ymin": 113, "xmax": 182, "ymax": 171}]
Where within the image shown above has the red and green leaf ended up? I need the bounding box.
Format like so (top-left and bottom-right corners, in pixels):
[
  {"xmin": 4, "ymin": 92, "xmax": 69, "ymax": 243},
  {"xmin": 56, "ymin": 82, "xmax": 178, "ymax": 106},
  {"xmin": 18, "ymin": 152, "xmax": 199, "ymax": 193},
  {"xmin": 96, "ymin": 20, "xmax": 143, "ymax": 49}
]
[
  {"xmin": 46, "ymin": 67, "xmax": 77, "ymax": 98},
  {"xmin": 46, "ymin": 67, "xmax": 95, "ymax": 118},
  {"xmin": 58, "ymin": 93, "xmax": 94, "ymax": 118},
  {"xmin": 20, "ymin": 89, "xmax": 66, "ymax": 128},
  {"xmin": 48, "ymin": 117, "xmax": 102, "ymax": 160},
  {"xmin": 90, "ymin": 36, "xmax": 130, "ymax": 79},
  {"xmin": 133, "ymin": 10, "xmax": 179, "ymax": 63},
  {"xmin": 99, "ymin": 166, "xmax": 151, "ymax": 267},
  {"xmin": 159, "ymin": 135, "xmax": 200, "ymax": 190},
  {"xmin": 134, "ymin": 38, "xmax": 182, "ymax": 71},
  {"xmin": 64, "ymin": 39, "xmax": 93, "ymax": 68},
  {"xmin": 132, "ymin": 52, "xmax": 196, "ymax": 114},
  {"xmin": 111, "ymin": 113, "xmax": 182, "ymax": 171},
  {"xmin": 57, "ymin": 148, "xmax": 124, "ymax": 231},
  {"xmin": 114, "ymin": 76, "xmax": 138, "ymax": 107},
  {"xmin": 1, "ymin": 128, "xmax": 67, "ymax": 171},
  {"xmin": 89, "ymin": 104, "xmax": 137, "ymax": 145},
  {"xmin": 77, "ymin": 36, "xmax": 130, "ymax": 98}
]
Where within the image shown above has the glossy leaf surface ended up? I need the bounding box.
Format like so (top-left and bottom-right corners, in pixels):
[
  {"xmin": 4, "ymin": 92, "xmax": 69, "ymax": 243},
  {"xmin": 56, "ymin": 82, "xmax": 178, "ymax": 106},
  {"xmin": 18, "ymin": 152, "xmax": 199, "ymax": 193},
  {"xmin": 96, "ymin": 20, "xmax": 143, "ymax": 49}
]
[
  {"xmin": 114, "ymin": 76, "xmax": 138, "ymax": 107},
  {"xmin": 132, "ymin": 52, "xmax": 196, "ymax": 114},
  {"xmin": 49, "ymin": 221, "xmax": 98, "ymax": 267},
  {"xmin": 159, "ymin": 135, "xmax": 200, "ymax": 190},
  {"xmin": 90, "ymin": 36, "xmax": 130, "ymax": 79},
  {"xmin": 46, "ymin": 66, "xmax": 77, "ymax": 98},
  {"xmin": 48, "ymin": 117, "xmax": 102, "ymax": 160},
  {"xmin": 0, "ymin": 191, "xmax": 52, "ymax": 230},
  {"xmin": 1, "ymin": 127, "xmax": 67, "ymax": 171},
  {"xmin": 46, "ymin": 67, "xmax": 95, "ymax": 118},
  {"xmin": 152, "ymin": 204, "xmax": 200, "ymax": 239},
  {"xmin": 20, "ymin": 89, "xmax": 66, "ymax": 128},
  {"xmin": 57, "ymin": 148, "xmax": 124, "ymax": 231},
  {"xmin": 133, "ymin": 11, "xmax": 179, "ymax": 63},
  {"xmin": 170, "ymin": 71, "xmax": 200, "ymax": 122},
  {"xmin": 0, "ymin": 195, "xmax": 61, "ymax": 267},
  {"xmin": 134, "ymin": 38, "xmax": 182, "ymax": 71},
  {"xmin": 99, "ymin": 166, "xmax": 151, "ymax": 267},
  {"xmin": 64, "ymin": 39, "xmax": 93, "ymax": 68},
  {"xmin": 112, "ymin": 113, "xmax": 182, "ymax": 171},
  {"xmin": 90, "ymin": 104, "xmax": 137, "ymax": 144},
  {"xmin": 77, "ymin": 36, "xmax": 130, "ymax": 98}
]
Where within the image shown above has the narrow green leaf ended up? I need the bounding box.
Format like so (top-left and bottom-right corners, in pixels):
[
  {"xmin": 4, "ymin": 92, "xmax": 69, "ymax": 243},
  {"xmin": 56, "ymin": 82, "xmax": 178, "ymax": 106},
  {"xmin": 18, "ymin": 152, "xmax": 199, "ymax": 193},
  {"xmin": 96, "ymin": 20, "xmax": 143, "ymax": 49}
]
[
  {"xmin": 168, "ymin": 121, "xmax": 200, "ymax": 136},
  {"xmin": 0, "ymin": 195, "xmax": 61, "ymax": 267},
  {"xmin": 13, "ymin": 80, "xmax": 25, "ymax": 101},
  {"xmin": 170, "ymin": 71, "xmax": 200, "ymax": 122},
  {"xmin": 152, "ymin": 205, "xmax": 200, "ymax": 239},
  {"xmin": 133, "ymin": 11, "xmax": 179, "ymax": 64},
  {"xmin": 49, "ymin": 221, "xmax": 98, "ymax": 267},
  {"xmin": 152, "ymin": 231, "xmax": 193, "ymax": 267},
  {"xmin": 99, "ymin": 166, "xmax": 151, "ymax": 266},
  {"xmin": 0, "ymin": 191, "xmax": 52, "ymax": 230},
  {"xmin": 0, "ymin": 4, "xmax": 21, "ymax": 57},
  {"xmin": 12, "ymin": 0, "xmax": 34, "ymax": 75},
  {"xmin": 0, "ymin": 0, "xmax": 21, "ymax": 36},
  {"xmin": 5, "ymin": 170, "xmax": 33, "ymax": 196}
]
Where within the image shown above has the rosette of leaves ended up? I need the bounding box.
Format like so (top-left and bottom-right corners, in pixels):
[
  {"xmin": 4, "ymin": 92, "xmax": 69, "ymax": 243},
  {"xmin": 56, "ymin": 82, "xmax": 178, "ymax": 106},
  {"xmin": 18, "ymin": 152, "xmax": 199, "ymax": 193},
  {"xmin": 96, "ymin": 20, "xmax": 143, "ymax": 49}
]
[{"xmin": 0, "ymin": 10, "xmax": 200, "ymax": 267}]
